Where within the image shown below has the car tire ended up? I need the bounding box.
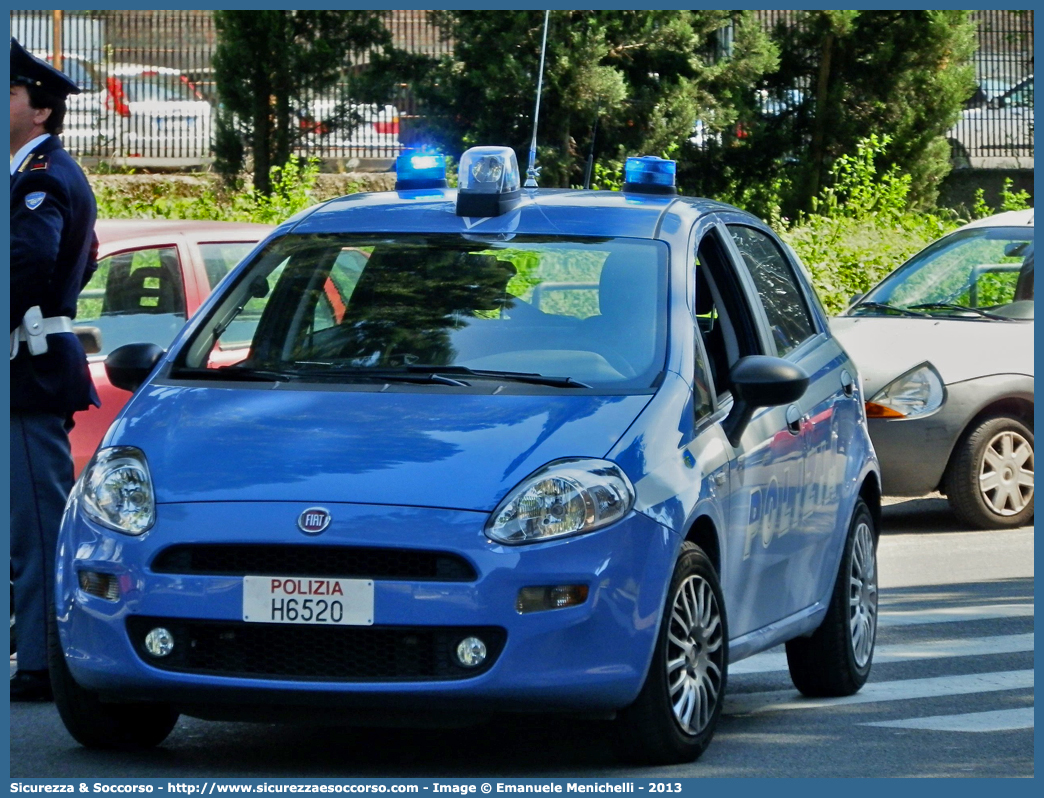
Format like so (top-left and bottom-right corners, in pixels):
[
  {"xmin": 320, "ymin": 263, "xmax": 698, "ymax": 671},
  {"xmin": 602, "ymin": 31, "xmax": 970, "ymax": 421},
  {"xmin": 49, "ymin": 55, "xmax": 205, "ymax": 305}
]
[
  {"xmin": 48, "ymin": 612, "xmax": 179, "ymax": 750},
  {"xmin": 786, "ymin": 498, "xmax": 877, "ymax": 697},
  {"xmin": 616, "ymin": 542, "xmax": 728, "ymax": 764},
  {"xmin": 945, "ymin": 415, "xmax": 1034, "ymax": 530}
]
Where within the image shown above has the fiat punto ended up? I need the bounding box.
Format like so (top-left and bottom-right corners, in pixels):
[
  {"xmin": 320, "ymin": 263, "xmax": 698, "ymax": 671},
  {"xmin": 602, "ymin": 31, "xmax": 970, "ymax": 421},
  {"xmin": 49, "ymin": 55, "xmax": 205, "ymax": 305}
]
[{"xmin": 53, "ymin": 149, "xmax": 881, "ymax": 764}]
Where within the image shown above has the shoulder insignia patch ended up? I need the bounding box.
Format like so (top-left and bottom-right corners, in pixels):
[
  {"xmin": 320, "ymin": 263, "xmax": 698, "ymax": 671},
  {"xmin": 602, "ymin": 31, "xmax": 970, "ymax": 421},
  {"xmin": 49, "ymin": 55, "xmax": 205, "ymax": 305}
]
[
  {"xmin": 30, "ymin": 157, "xmax": 49, "ymax": 171},
  {"xmin": 25, "ymin": 191, "xmax": 47, "ymax": 210}
]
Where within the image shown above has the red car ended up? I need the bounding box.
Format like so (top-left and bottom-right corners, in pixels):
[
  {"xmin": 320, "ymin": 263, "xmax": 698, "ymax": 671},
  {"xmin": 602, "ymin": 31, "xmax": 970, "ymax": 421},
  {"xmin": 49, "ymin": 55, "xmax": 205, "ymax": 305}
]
[{"xmin": 71, "ymin": 219, "xmax": 273, "ymax": 474}]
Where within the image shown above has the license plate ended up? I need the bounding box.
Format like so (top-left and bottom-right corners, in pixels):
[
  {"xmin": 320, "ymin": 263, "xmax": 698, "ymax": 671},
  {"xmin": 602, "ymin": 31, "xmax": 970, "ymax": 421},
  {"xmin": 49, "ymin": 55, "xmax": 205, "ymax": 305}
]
[{"xmin": 242, "ymin": 576, "xmax": 373, "ymax": 626}]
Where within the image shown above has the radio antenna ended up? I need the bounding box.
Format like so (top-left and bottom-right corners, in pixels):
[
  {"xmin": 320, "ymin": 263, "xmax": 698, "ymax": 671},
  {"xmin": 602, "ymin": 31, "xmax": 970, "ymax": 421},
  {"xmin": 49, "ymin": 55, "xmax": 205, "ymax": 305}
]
[{"xmin": 524, "ymin": 10, "xmax": 551, "ymax": 189}]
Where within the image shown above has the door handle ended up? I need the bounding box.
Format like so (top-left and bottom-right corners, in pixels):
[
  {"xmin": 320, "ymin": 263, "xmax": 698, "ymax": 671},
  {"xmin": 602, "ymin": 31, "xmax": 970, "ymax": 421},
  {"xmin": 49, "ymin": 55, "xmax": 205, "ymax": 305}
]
[
  {"xmin": 841, "ymin": 369, "xmax": 855, "ymax": 397},
  {"xmin": 785, "ymin": 404, "xmax": 802, "ymax": 435}
]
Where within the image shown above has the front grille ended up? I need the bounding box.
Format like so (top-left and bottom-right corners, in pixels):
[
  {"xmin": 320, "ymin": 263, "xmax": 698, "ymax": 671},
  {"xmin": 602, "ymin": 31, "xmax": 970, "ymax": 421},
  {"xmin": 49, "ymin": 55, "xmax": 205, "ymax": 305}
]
[
  {"xmin": 127, "ymin": 617, "xmax": 506, "ymax": 681},
  {"xmin": 151, "ymin": 544, "xmax": 477, "ymax": 582}
]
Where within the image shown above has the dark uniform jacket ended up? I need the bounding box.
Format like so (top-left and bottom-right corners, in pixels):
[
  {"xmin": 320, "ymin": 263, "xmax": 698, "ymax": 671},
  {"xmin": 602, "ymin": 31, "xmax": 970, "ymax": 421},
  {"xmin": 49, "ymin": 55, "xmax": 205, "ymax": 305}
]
[{"xmin": 11, "ymin": 134, "xmax": 100, "ymax": 416}]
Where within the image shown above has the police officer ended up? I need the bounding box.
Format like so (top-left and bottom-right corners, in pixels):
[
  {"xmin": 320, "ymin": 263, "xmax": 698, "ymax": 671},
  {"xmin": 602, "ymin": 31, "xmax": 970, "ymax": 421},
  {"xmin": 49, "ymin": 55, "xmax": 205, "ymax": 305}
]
[{"xmin": 10, "ymin": 38, "xmax": 99, "ymax": 701}]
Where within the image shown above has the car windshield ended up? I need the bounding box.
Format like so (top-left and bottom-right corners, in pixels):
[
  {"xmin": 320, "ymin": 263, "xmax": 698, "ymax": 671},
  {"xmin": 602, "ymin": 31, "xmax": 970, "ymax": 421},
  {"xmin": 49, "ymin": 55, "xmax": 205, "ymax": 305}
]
[
  {"xmin": 854, "ymin": 226, "xmax": 1034, "ymax": 320},
  {"xmin": 174, "ymin": 234, "xmax": 669, "ymax": 391},
  {"xmin": 120, "ymin": 72, "xmax": 199, "ymax": 102}
]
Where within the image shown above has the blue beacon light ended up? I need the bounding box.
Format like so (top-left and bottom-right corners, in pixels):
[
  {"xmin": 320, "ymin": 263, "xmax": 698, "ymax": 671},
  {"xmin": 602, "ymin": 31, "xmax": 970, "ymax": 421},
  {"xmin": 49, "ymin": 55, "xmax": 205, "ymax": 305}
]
[
  {"xmin": 623, "ymin": 156, "xmax": 677, "ymax": 195},
  {"xmin": 395, "ymin": 150, "xmax": 449, "ymax": 191}
]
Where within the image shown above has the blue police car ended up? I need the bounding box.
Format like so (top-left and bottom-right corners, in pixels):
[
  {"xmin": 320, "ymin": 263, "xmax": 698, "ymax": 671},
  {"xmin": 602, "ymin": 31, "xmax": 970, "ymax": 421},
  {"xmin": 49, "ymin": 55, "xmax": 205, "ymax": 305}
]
[{"xmin": 53, "ymin": 148, "xmax": 881, "ymax": 764}]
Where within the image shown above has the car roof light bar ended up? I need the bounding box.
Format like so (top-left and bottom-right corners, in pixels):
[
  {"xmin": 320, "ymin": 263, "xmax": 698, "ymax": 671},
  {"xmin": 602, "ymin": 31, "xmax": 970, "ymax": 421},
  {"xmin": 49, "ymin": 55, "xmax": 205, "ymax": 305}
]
[
  {"xmin": 395, "ymin": 150, "xmax": 449, "ymax": 191},
  {"xmin": 623, "ymin": 155, "xmax": 677, "ymax": 195}
]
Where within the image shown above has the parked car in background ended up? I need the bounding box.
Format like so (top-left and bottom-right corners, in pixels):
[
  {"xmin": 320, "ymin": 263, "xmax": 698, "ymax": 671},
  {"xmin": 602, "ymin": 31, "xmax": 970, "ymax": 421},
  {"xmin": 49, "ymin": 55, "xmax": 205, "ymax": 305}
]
[
  {"xmin": 297, "ymin": 100, "xmax": 402, "ymax": 154},
  {"xmin": 104, "ymin": 64, "xmax": 213, "ymax": 159},
  {"xmin": 70, "ymin": 220, "xmax": 273, "ymax": 475},
  {"xmin": 11, "ymin": 220, "xmax": 271, "ymax": 657},
  {"xmin": 948, "ymin": 74, "xmax": 1034, "ymax": 169},
  {"xmin": 832, "ymin": 209, "xmax": 1033, "ymax": 529}
]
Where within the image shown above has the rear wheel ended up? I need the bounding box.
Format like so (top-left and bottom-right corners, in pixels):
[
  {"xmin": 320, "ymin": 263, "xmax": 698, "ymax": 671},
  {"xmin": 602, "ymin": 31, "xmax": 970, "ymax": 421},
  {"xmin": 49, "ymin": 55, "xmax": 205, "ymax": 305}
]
[
  {"xmin": 48, "ymin": 613, "xmax": 179, "ymax": 750},
  {"xmin": 617, "ymin": 543, "xmax": 727, "ymax": 764},
  {"xmin": 945, "ymin": 415, "xmax": 1034, "ymax": 529},
  {"xmin": 786, "ymin": 498, "xmax": 877, "ymax": 696}
]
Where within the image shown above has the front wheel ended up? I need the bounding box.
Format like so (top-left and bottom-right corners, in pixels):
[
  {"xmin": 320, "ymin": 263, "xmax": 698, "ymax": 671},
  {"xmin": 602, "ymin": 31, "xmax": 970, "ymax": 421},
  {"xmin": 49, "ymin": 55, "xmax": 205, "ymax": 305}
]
[
  {"xmin": 786, "ymin": 498, "xmax": 877, "ymax": 696},
  {"xmin": 945, "ymin": 415, "xmax": 1034, "ymax": 529},
  {"xmin": 617, "ymin": 542, "xmax": 728, "ymax": 764},
  {"xmin": 48, "ymin": 613, "xmax": 180, "ymax": 750}
]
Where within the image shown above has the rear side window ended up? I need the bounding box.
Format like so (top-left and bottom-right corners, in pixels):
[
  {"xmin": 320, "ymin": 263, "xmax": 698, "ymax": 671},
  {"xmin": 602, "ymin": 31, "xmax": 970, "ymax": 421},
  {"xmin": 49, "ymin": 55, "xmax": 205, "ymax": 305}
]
[
  {"xmin": 76, "ymin": 246, "xmax": 186, "ymax": 356},
  {"xmin": 728, "ymin": 225, "xmax": 817, "ymax": 356}
]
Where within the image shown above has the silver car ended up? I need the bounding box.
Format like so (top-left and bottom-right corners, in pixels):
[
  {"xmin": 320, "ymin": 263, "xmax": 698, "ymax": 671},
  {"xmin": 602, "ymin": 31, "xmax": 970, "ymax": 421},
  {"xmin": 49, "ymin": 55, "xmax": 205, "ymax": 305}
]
[{"xmin": 832, "ymin": 210, "xmax": 1033, "ymax": 529}]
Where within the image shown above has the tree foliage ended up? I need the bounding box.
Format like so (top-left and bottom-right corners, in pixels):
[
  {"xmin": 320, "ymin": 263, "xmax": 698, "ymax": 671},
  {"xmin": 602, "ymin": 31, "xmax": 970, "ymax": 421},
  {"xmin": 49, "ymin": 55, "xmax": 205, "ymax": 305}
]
[
  {"xmin": 694, "ymin": 10, "xmax": 976, "ymax": 218},
  {"xmin": 369, "ymin": 11, "xmax": 778, "ymax": 188},
  {"xmin": 212, "ymin": 10, "xmax": 389, "ymax": 195}
]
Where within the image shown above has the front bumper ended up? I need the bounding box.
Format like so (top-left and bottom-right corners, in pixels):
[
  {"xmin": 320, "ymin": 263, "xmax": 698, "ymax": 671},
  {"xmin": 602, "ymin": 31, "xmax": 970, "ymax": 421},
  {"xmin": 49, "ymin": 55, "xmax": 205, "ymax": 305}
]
[{"xmin": 56, "ymin": 498, "xmax": 676, "ymax": 716}]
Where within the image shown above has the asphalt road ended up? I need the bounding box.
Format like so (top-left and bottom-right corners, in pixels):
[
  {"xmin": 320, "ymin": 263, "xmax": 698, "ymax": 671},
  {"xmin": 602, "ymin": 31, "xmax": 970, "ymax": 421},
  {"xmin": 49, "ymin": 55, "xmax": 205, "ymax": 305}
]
[{"xmin": 9, "ymin": 495, "xmax": 1034, "ymax": 778}]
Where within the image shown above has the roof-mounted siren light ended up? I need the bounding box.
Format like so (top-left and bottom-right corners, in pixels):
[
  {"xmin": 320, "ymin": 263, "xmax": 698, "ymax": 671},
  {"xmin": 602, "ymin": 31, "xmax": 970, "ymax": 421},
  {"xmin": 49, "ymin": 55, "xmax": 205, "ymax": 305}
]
[
  {"xmin": 623, "ymin": 156, "xmax": 677, "ymax": 196},
  {"xmin": 395, "ymin": 149, "xmax": 449, "ymax": 191},
  {"xmin": 455, "ymin": 146, "xmax": 522, "ymax": 217}
]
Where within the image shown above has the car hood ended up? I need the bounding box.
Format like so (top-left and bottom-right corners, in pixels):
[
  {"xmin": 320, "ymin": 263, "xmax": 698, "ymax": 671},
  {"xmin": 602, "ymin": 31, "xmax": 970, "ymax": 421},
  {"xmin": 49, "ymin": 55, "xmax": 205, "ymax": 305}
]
[
  {"xmin": 106, "ymin": 385, "xmax": 653, "ymax": 510},
  {"xmin": 830, "ymin": 316, "xmax": 1034, "ymax": 396}
]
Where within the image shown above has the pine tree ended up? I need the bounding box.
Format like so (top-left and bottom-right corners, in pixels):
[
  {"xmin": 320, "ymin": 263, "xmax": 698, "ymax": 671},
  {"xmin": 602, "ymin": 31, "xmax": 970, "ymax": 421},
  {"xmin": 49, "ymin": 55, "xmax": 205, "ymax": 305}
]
[{"xmin": 212, "ymin": 10, "xmax": 390, "ymax": 195}]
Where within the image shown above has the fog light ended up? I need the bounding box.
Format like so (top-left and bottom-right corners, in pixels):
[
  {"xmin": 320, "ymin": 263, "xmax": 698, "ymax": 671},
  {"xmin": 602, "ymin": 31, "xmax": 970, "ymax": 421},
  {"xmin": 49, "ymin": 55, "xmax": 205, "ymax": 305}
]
[
  {"xmin": 516, "ymin": 585, "xmax": 589, "ymax": 613},
  {"xmin": 144, "ymin": 627, "xmax": 175, "ymax": 657},
  {"xmin": 455, "ymin": 636, "xmax": 487, "ymax": 668},
  {"xmin": 77, "ymin": 570, "xmax": 120, "ymax": 601}
]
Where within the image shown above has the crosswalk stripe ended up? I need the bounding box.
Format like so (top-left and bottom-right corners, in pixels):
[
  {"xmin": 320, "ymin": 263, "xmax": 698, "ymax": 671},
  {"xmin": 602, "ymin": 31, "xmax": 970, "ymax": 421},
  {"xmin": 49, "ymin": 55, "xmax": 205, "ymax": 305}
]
[
  {"xmin": 729, "ymin": 633, "xmax": 1034, "ymax": 675},
  {"xmin": 724, "ymin": 669, "xmax": 1034, "ymax": 716},
  {"xmin": 878, "ymin": 603, "xmax": 1033, "ymax": 627},
  {"xmin": 863, "ymin": 707, "xmax": 1034, "ymax": 732}
]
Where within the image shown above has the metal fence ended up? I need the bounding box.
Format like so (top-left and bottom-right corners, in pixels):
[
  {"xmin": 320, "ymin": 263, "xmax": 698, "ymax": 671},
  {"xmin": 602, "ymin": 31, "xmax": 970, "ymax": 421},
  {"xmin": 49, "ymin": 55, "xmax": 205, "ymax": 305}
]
[{"xmin": 10, "ymin": 10, "xmax": 1033, "ymax": 169}]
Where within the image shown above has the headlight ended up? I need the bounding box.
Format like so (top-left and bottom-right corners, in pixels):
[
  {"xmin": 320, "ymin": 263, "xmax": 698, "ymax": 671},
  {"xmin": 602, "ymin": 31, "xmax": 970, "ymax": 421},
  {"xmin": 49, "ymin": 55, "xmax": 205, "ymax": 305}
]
[
  {"xmin": 79, "ymin": 446, "xmax": 156, "ymax": 535},
  {"xmin": 486, "ymin": 458, "xmax": 635, "ymax": 545},
  {"xmin": 865, "ymin": 363, "xmax": 945, "ymax": 419}
]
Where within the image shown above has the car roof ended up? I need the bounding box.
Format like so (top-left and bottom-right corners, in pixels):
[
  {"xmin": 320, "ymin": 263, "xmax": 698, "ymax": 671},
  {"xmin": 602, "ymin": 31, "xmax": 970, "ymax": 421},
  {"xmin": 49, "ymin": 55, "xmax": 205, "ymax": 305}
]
[
  {"xmin": 958, "ymin": 209, "xmax": 1034, "ymax": 231},
  {"xmin": 95, "ymin": 218, "xmax": 273, "ymax": 245},
  {"xmin": 289, "ymin": 188, "xmax": 746, "ymax": 239}
]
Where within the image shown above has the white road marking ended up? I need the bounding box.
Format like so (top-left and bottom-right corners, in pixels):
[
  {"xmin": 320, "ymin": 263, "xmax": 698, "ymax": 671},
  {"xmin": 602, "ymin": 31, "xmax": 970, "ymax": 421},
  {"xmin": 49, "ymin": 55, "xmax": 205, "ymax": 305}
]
[
  {"xmin": 878, "ymin": 603, "xmax": 1034, "ymax": 627},
  {"xmin": 725, "ymin": 670, "xmax": 1034, "ymax": 716},
  {"xmin": 730, "ymin": 633, "xmax": 1034, "ymax": 675},
  {"xmin": 863, "ymin": 707, "xmax": 1034, "ymax": 733}
]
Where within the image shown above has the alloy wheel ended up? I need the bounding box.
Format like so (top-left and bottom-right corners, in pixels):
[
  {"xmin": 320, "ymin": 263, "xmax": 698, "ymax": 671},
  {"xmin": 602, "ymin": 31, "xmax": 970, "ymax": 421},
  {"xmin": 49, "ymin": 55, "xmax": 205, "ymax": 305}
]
[
  {"xmin": 666, "ymin": 574, "xmax": 724, "ymax": 735},
  {"xmin": 848, "ymin": 520, "xmax": 877, "ymax": 669}
]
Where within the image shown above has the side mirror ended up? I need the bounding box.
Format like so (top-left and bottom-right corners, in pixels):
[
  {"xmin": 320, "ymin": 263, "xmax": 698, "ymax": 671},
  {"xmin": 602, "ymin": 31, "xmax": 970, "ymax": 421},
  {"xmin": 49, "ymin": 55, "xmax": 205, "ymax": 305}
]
[
  {"xmin": 105, "ymin": 343, "xmax": 165, "ymax": 393},
  {"xmin": 849, "ymin": 292, "xmax": 863, "ymax": 307},
  {"xmin": 723, "ymin": 355, "xmax": 810, "ymax": 447},
  {"xmin": 74, "ymin": 325, "xmax": 103, "ymax": 355}
]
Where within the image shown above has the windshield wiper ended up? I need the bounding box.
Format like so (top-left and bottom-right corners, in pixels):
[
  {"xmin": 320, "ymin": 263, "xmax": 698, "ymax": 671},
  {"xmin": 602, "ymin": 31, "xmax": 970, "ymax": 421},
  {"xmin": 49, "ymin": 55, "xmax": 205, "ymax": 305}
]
[
  {"xmin": 177, "ymin": 366, "xmax": 297, "ymax": 382},
  {"xmin": 401, "ymin": 365, "xmax": 592, "ymax": 389},
  {"xmin": 907, "ymin": 302, "xmax": 1015, "ymax": 321},
  {"xmin": 292, "ymin": 363, "xmax": 471, "ymax": 387},
  {"xmin": 852, "ymin": 301, "xmax": 929, "ymax": 318}
]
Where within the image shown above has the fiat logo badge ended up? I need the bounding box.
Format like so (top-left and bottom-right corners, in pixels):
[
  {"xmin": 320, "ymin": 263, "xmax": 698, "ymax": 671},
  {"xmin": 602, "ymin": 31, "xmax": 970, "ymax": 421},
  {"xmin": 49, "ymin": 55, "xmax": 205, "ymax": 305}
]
[{"xmin": 298, "ymin": 507, "xmax": 331, "ymax": 535}]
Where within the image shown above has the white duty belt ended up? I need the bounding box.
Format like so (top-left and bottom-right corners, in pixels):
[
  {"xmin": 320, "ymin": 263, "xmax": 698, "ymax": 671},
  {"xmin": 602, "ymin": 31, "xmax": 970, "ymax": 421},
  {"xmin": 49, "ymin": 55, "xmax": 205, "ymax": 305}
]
[{"xmin": 10, "ymin": 305, "xmax": 75, "ymax": 360}]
